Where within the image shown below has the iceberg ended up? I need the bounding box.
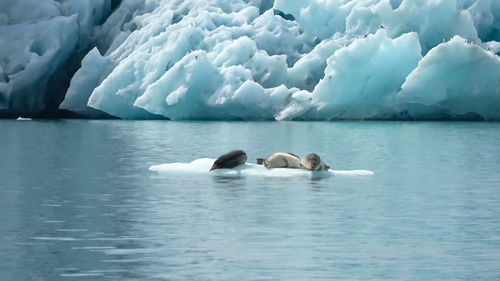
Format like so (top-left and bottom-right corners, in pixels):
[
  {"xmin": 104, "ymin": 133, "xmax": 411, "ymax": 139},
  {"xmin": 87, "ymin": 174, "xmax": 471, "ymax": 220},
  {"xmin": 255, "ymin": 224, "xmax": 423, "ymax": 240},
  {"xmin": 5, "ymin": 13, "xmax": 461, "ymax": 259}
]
[
  {"xmin": 398, "ymin": 36, "xmax": 500, "ymax": 120},
  {"xmin": 305, "ymin": 30, "xmax": 423, "ymax": 120},
  {"xmin": 0, "ymin": 14, "xmax": 78, "ymax": 113},
  {"xmin": 0, "ymin": 0, "xmax": 125, "ymax": 116},
  {"xmin": 0, "ymin": 0, "xmax": 498, "ymax": 120},
  {"xmin": 59, "ymin": 48, "xmax": 113, "ymax": 118}
]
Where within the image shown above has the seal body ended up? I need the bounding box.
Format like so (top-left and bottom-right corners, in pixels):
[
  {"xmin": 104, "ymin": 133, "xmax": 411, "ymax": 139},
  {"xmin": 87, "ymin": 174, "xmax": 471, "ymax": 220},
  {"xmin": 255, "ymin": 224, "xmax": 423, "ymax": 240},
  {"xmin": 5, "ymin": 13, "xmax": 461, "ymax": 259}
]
[
  {"xmin": 210, "ymin": 150, "xmax": 247, "ymax": 171},
  {"xmin": 256, "ymin": 152, "xmax": 301, "ymax": 169},
  {"xmin": 300, "ymin": 153, "xmax": 330, "ymax": 171}
]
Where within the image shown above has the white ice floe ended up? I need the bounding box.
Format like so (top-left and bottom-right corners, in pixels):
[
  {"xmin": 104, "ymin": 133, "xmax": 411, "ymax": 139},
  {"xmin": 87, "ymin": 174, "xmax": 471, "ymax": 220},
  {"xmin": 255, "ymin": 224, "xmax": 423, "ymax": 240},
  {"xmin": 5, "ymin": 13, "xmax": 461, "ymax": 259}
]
[{"xmin": 149, "ymin": 158, "xmax": 374, "ymax": 178}]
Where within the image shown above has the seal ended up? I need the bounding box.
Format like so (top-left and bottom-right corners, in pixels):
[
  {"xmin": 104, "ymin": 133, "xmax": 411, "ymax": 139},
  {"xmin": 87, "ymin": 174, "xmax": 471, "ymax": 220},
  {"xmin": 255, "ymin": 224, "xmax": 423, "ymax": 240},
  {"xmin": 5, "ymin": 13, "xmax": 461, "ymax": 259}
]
[
  {"xmin": 256, "ymin": 152, "xmax": 301, "ymax": 169},
  {"xmin": 300, "ymin": 153, "xmax": 330, "ymax": 171},
  {"xmin": 210, "ymin": 150, "xmax": 247, "ymax": 171}
]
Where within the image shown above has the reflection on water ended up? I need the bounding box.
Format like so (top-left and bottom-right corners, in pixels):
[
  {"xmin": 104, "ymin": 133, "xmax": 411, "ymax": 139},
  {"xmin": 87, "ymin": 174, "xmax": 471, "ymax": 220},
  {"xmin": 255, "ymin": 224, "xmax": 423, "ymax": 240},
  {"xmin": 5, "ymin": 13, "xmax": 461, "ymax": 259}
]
[
  {"xmin": 0, "ymin": 120, "xmax": 500, "ymax": 280},
  {"xmin": 211, "ymin": 175, "xmax": 247, "ymax": 185}
]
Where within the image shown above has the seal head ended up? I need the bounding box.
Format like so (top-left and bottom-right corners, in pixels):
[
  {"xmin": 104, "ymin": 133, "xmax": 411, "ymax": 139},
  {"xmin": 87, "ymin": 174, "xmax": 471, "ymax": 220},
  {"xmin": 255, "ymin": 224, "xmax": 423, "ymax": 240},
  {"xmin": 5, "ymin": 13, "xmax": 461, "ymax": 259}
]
[
  {"xmin": 300, "ymin": 153, "xmax": 330, "ymax": 171},
  {"xmin": 210, "ymin": 150, "xmax": 247, "ymax": 171}
]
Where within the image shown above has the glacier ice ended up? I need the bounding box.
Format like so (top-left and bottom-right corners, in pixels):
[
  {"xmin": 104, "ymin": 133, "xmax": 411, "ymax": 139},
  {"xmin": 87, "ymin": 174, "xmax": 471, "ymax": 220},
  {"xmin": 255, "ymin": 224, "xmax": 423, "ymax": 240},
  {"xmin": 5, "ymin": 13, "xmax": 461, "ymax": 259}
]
[
  {"xmin": 309, "ymin": 30, "xmax": 423, "ymax": 120},
  {"xmin": 59, "ymin": 48, "xmax": 113, "ymax": 118},
  {"xmin": 0, "ymin": 0, "xmax": 499, "ymax": 120},
  {"xmin": 398, "ymin": 36, "xmax": 500, "ymax": 120},
  {"xmin": 0, "ymin": 14, "xmax": 78, "ymax": 112},
  {"xmin": 134, "ymin": 50, "xmax": 223, "ymax": 120},
  {"xmin": 0, "ymin": 0, "xmax": 120, "ymax": 115}
]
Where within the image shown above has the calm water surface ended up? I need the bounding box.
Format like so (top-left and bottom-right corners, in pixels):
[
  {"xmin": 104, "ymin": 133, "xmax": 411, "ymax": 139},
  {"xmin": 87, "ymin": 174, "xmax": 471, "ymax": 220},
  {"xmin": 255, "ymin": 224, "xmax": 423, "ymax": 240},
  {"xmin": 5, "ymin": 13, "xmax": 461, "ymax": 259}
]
[{"xmin": 0, "ymin": 120, "xmax": 499, "ymax": 281}]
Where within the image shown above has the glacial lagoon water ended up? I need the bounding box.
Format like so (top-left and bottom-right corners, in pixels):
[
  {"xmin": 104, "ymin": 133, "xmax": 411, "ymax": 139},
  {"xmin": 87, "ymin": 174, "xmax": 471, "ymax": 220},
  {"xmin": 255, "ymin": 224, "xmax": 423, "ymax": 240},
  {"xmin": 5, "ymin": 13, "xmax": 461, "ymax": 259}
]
[{"xmin": 1, "ymin": 120, "xmax": 499, "ymax": 281}]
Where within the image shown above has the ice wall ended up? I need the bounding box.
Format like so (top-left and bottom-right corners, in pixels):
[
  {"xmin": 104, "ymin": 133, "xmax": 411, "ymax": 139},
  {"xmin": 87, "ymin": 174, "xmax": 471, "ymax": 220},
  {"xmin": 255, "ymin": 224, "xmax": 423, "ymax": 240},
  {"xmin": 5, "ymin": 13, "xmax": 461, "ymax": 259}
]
[
  {"xmin": 0, "ymin": 0, "xmax": 119, "ymax": 115},
  {"xmin": 0, "ymin": 14, "xmax": 78, "ymax": 112},
  {"xmin": 59, "ymin": 48, "xmax": 114, "ymax": 117},
  {"xmin": 398, "ymin": 36, "xmax": 500, "ymax": 120},
  {"xmin": 308, "ymin": 30, "xmax": 422, "ymax": 120},
  {"xmin": 1, "ymin": 0, "xmax": 499, "ymax": 120}
]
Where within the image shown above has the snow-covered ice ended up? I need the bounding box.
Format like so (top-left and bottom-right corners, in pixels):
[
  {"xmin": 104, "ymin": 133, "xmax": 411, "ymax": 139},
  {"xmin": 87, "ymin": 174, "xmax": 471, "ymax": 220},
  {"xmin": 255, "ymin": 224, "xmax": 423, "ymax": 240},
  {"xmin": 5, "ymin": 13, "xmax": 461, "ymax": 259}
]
[
  {"xmin": 0, "ymin": 0, "xmax": 498, "ymax": 120},
  {"xmin": 149, "ymin": 158, "xmax": 374, "ymax": 178}
]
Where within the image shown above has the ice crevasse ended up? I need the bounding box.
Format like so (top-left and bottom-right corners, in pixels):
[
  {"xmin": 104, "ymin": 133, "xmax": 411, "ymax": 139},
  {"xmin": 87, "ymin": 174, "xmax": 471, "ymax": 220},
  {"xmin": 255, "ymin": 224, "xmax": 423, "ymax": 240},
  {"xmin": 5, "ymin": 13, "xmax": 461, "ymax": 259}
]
[{"xmin": 1, "ymin": 0, "xmax": 499, "ymax": 120}]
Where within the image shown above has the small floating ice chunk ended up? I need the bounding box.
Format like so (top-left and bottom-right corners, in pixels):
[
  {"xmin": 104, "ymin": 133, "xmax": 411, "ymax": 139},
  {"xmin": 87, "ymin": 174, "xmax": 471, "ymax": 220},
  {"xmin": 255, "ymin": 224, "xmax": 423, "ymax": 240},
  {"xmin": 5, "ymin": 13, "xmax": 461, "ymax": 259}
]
[
  {"xmin": 31, "ymin": 237, "xmax": 80, "ymax": 241},
  {"xmin": 149, "ymin": 158, "xmax": 374, "ymax": 178},
  {"xmin": 59, "ymin": 273, "xmax": 103, "ymax": 277},
  {"xmin": 57, "ymin": 229, "xmax": 88, "ymax": 232}
]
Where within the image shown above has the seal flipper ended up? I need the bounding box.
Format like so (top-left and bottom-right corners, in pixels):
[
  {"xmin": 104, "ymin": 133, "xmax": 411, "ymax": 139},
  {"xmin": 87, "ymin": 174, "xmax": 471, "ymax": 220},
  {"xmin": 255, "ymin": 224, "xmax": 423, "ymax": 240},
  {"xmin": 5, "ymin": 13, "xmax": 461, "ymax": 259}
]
[{"xmin": 256, "ymin": 158, "xmax": 265, "ymax": 165}]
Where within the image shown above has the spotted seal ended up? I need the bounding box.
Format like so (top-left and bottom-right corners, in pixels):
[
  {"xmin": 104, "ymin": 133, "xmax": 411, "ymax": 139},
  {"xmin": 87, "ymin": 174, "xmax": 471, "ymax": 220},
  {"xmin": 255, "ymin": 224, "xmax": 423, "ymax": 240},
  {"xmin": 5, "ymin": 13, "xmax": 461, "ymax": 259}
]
[
  {"xmin": 300, "ymin": 153, "xmax": 330, "ymax": 171},
  {"xmin": 256, "ymin": 152, "xmax": 301, "ymax": 169}
]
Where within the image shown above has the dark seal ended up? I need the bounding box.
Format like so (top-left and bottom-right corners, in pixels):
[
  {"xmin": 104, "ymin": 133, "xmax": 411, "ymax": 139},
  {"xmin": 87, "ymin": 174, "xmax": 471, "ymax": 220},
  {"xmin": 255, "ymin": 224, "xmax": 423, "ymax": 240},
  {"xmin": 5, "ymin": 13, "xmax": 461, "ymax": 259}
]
[{"xmin": 210, "ymin": 150, "xmax": 247, "ymax": 171}]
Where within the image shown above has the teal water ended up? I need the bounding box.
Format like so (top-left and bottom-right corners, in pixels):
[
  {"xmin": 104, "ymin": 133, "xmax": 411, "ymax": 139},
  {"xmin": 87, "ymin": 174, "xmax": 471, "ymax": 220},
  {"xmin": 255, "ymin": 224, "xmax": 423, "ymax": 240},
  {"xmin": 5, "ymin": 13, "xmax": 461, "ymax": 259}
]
[{"xmin": 1, "ymin": 120, "xmax": 499, "ymax": 281}]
